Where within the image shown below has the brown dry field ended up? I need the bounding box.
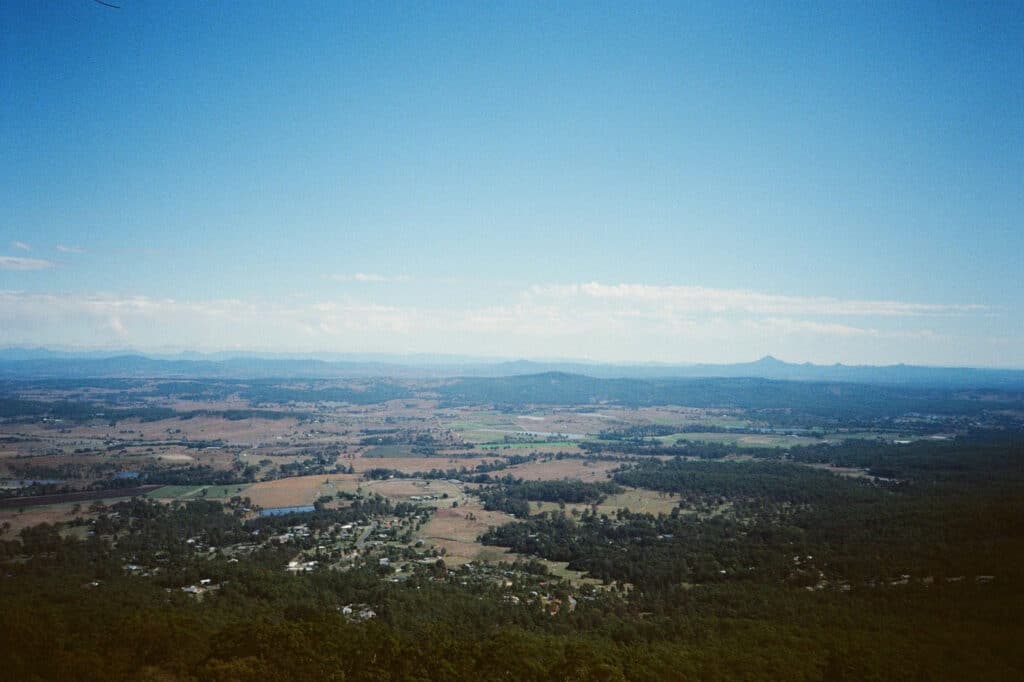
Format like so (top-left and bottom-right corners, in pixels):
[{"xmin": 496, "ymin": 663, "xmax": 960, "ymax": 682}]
[
  {"xmin": 0, "ymin": 415, "xmax": 305, "ymax": 476},
  {"xmin": 2, "ymin": 446, "xmax": 235, "ymax": 473},
  {"xmin": 502, "ymin": 458, "xmax": 621, "ymax": 482},
  {"xmin": 420, "ymin": 501, "xmax": 522, "ymax": 565},
  {"xmin": 1, "ymin": 503, "xmax": 81, "ymax": 534},
  {"xmin": 0, "ymin": 498, "xmax": 132, "ymax": 534},
  {"xmin": 361, "ymin": 478, "xmax": 463, "ymax": 505},
  {"xmin": 533, "ymin": 486, "xmax": 679, "ymax": 517},
  {"xmin": 11, "ymin": 415, "xmax": 294, "ymax": 442},
  {"xmin": 1, "ymin": 415, "xmax": 302, "ymax": 452},
  {"xmin": 244, "ymin": 473, "xmax": 361, "ymax": 508},
  {"xmin": 126, "ymin": 416, "xmax": 302, "ymax": 442}
]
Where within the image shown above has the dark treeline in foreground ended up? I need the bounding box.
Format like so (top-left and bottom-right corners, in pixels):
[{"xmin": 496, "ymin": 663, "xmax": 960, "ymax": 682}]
[{"xmin": 1, "ymin": 436, "xmax": 1022, "ymax": 679}]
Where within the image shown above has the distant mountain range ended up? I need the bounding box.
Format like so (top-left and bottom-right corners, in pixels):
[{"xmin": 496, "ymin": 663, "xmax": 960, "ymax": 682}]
[{"xmin": 0, "ymin": 348, "xmax": 1022, "ymax": 389}]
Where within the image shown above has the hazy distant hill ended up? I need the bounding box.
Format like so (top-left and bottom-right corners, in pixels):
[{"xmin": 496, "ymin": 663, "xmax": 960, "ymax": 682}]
[
  {"xmin": 433, "ymin": 372, "xmax": 1024, "ymax": 417},
  {"xmin": 0, "ymin": 348, "xmax": 1022, "ymax": 389}
]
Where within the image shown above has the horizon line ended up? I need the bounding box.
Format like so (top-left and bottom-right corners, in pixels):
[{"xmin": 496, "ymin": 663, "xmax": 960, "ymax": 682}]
[{"xmin": 1, "ymin": 346, "xmax": 1023, "ymax": 372}]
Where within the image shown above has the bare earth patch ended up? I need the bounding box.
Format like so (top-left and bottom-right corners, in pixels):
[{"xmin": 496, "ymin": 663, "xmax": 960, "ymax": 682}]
[
  {"xmin": 1, "ymin": 501, "xmax": 119, "ymax": 534},
  {"xmin": 244, "ymin": 473, "xmax": 361, "ymax": 508},
  {"xmin": 420, "ymin": 501, "xmax": 522, "ymax": 565},
  {"xmin": 535, "ymin": 486, "xmax": 679, "ymax": 517},
  {"xmin": 129, "ymin": 416, "xmax": 302, "ymax": 443},
  {"xmin": 504, "ymin": 458, "xmax": 621, "ymax": 482},
  {"xmin": 362, "ymin": 478, "xmax": 463, "ymax": 506},
  {"xmin": 150, "ymin": 452, "xmax": 194, "ymax": 463}
]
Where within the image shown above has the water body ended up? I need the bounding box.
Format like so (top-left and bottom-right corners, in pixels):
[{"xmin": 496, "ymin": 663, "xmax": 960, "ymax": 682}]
[{"xmin": 259, "ymin": 505, "xmax": 315, "ymax": 517}]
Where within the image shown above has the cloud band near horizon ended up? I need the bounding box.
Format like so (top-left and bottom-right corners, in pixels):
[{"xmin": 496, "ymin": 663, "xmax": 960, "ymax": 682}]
[{"xmin": 0, "ymin": 282, "xmax": 1006, "ymax": 366}]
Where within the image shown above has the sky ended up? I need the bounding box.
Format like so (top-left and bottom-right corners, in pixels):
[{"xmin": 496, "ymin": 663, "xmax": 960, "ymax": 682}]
[{"xmin": 1, "ymin": 1, "xmax": 1022, "ymax": 366}]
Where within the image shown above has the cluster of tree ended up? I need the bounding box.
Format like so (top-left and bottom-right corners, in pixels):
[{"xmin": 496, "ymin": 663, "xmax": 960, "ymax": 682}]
[
  {"xmin": 581, "ymin": 439, "xmax": 744, "ymax": 459},
  {"xmin": 246, "ymin": 381, "xmax": 414, "ymax": 406},
  {"xmin": 2, "ymin": 462, "xmax": 161, "ymax": 498},
  {"xmin": 778, "ymin": 432, "xmax": 1024, "ymax": 485},
  {"xmin": 142, "ymin": 464, "xmax": 258, "ymax": 486},
  {"xmin": 479, "ymin": 480, "xmax": 624, "ymax": 517},
  {"xmin": 276, "ymin": 453, "xmax": 349, "ymax": 479},
  {"xmin": 136, "ymin": 380, "xmax": 237, "ymax": 401},
  {"xmin": 0, "ymin": 396, "xmax": 302, "ymax": 425},
  {"xmin": 597, "ymin": 424, "xmax": 682, "ymax": 440},
  {"xmin": 482, "ymin": 507, "xmax": 796, "ymax": 587},
  {"xmin": 7, "ymin": 461, "xmax": 94, "ymax": 482},
  {"xmin": 0, "ymin": 481, "xmax": 75, "ymax": 499},
  {"xmin": 0, "ymin": 398, "xmax": 178, "ymax": 423},
  {"xmin": 480, "ymin": 437, "xmax": 1024, "ymax": 590},
  {"xmin": 361, "ymin": 454, "xmax": 541, "ymax": 482},
  {"xmin": 360, "ymin": 431, "xmax": 439, "ymax": 446},
  {"xmin": 612, "ymin": 458, "xmax": 882, "ymax": 506}
]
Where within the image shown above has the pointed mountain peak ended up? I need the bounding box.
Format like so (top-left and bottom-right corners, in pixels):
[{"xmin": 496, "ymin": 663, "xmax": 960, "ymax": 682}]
[{"xmin": 755, "ymin": 355, "xmax": 786, "ymax": 366}]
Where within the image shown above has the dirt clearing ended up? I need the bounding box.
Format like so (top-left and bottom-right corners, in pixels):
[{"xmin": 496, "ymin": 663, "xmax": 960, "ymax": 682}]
[
  {"xmin": 420, "ymin": 501, "xmax": 521, "ymax": 565},
  {"xmin": 244, "ymin": 474, "xmax": 360, "ymax": 508},
  {"xmin": 504, "ymin": 458, "xmax": 621, "ymax": 482}
]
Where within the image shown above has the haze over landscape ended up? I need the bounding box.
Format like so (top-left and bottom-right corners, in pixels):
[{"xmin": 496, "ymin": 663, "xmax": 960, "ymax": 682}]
[
  {"xmin": 2, "ymin": 4, "xmax": 1024, "ymax": 681},
  {"xmin": 3, "ymin": 2, "xmax": 1022, "ymax": 366}
]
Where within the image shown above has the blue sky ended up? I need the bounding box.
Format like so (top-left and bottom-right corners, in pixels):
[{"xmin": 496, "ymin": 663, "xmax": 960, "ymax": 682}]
[{"xmin": 1, "ymin": 1, "xmax": 1022, "ymax": 365}]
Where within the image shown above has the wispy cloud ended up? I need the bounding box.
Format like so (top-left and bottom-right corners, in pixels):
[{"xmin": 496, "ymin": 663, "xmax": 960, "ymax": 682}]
[
  {"xmin": 530, "ymin": 282, "xmax": 986, "ymax": 317},
  {"xmin": 0, "ymin": 256, "xmax": 55, "ymax": 271},
  {"xmin": 749, "ymin": 317, "xmax": 880, "ymax": 338},
  {"xmin": 0, "ymin": 283, "xmax": 1005, "ymax": 365},
  {"xmin": 55, "ymin": 244, "xmax": 85, "ymax": 254},
  {"xmin": 0, "ymin": 292, "xmax": 425, "ymax": 348},
  {"xmin": 11, "ymin": 241, "xmax": 31, "ymax": 252},
  {"xmin": 330, "ymin": 273, "xmax": 411, "ymax": 283}
]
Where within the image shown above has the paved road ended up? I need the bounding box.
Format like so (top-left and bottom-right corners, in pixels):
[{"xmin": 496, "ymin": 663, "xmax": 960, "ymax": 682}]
[
  {"xmin": 355, "ymin": 522, "xmax": 376, "ymax": 549},
  {"xmin": 0, "ymin": 485, "xmax": 162, "ymax": 509}
]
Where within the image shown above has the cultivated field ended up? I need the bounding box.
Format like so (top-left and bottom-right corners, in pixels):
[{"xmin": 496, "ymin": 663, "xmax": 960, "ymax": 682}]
[
  {"xmin": 361, "ymin": 478, "xmax": 464, "ymax": 506},
  {"xmin": 129, "ymin": 415, "xmax": 303, "ymax": 442},
  {"xmin": 148, "ymin": 484, "xmax": 253, "ymax": 500},
  {"xmin": 244, "ymin": 474, "xmax": 361, "ymax": 508},
  {"xmin": 503, "ymin": 458, "xmax": 621, "ymax": 482},
  {"xmin": 1, "ymin": 503, "xmax": 84, "ymax": 534},
  {"xmin": 0, "ymin": 497, "xmax": 135, "ymax": 535},
  {"xmin": 419, "ymin": 501, "xmax": 521, "ymax": 565},
  {"xmin": 533, "ymin": 486, "xmax": 680, "ymax": 517},
  {"xmin": 666, "ymin": 432, "xmax": 824, "ymax": 448}
]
